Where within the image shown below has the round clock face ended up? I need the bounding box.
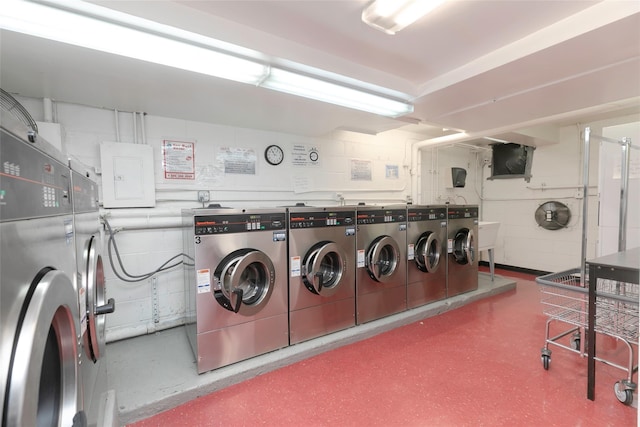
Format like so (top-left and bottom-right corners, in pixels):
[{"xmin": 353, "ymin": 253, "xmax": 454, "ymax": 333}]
[{"xmin": 265, "ymin": 144, "xmax": 284, "ymax": 166}]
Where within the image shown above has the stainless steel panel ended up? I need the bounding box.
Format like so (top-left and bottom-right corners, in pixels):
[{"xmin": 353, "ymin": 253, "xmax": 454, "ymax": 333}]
[
  {"xmin": 1, "ymin": 125, "xmax": 82, "ymax": 425},
  {"xmin": 407, "ymin": 205, "xmax": 447, "ymax": 309},
  {"xmin": 447, "ymin": 205, "xmax": 479, "ymax": 297},
  {"xmin": 289, "ymin": 298, "xmax": 356, "ymax": 344},
  {"xmin": 195, "ymin": 312, "xmax": 289, "ymax": 374},
  {"xmin": 70, "ymin": 166, "xmax": 115, "ymax": 427},
  {"xmin": 355, "ymin": 205, "xmax": 407, "ymax": 324},
  {"xmin": 182, "ymin": 208, "xmax": 289, "ymax": 373},
  {"xmin": 288, "ymin": 206, "xmax": 356, "ymax": 344}
]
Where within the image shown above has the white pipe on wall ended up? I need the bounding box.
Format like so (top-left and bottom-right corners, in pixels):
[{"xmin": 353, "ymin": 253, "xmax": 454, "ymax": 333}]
[
  {"xmin": 140, "ymin": 112, "xmax": 146, "ymax": 145},
  {"xmin": 133, "ymin": 111, "xmax": 138, "ymax": 144},
  {"xmin": 114, "ymin": 109, "xmax": 121, "ymax": 142},
  {"xmin": 43, "ymin": 98, "xmax": 53, "ymax": 122}
]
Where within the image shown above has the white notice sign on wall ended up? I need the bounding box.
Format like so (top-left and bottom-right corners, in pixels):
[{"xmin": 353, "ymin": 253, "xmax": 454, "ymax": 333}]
[{"xmin": 163, "ymin": 140, "xmax": 195, "ymax": 180}]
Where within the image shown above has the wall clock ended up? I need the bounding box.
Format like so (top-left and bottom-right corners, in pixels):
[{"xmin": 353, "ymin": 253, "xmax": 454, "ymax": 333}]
[{"xmin": 265, "ymin": 144, "xmax": 284, "ymax": 166}]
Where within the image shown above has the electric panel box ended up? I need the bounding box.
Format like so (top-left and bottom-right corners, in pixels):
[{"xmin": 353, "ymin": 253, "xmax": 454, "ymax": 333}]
[{"xmin": 100, "ymin": 142, "xmax": 155, "ymax": 208}]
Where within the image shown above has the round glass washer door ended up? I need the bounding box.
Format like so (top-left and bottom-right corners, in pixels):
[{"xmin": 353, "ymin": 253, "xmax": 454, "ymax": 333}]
[
  {"xmin": 84, "ymin": 236, "xmax": 114, "ymax": 363},
  {"xmin": 214, "ymin": 248, "xmax": 275, "ymax": 315},
  {"xmin": 365, "ymin": 235, "xmax": 400, "ymax": 283},
  {"xmin": 453, "ymin": 228, "xmax": 475, "ymax": 265},
  {"xmin": 5, "ymin": 268, "xmax": 81, "ymax": 427},
  {"xmin": 302, "ymin": 241, "xmax": 346, "ymax": 296},
  {"xmin": 414, "ymin": 231, "xmax": 441, "ymax": 273}
]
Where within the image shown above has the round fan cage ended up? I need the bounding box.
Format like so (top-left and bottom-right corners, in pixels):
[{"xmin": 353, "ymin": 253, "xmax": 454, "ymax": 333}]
[{"xmin": 534, "ymin": 201, "xmax": 571, "ymax": 230}]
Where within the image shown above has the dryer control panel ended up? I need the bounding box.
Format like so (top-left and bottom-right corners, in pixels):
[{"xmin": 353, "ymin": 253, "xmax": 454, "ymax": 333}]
[
  {"xmin": 0, "ymin": 128, "xmax": 72, "ymax": 221},
  {"xmin": 408, "ymin": 207, "xmax": 446, "ymax": 222},
  {"xmin": 356, "ymin": 209, "xmax": 406, "ymax": 225},
  {"xmin": 289, "ymin": 210, "xmax": 355, "ymax": 229},
  {"xmin": 194, "ymin": 213, "xmax": 286, "ymax": 235}
]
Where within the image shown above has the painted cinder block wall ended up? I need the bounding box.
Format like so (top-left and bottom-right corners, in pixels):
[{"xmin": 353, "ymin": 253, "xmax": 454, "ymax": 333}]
[{"xmin": 16, "ymin": 95, "xmax": 637, "ymax": 341}]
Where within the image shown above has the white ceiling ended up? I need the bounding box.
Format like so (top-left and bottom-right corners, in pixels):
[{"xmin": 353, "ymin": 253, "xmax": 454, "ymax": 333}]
[{"xmin": 1, "ymin": 0, "xmax": 639, "ymax": 143}]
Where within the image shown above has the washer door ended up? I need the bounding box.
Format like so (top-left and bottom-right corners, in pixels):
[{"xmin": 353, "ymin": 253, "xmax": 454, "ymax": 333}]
[
  {"xmin": 213, "ymin": 248, "xmax": 275, "ymax": 316},
  {"xmin": 414, "ymin": 231, "xmax": 441, "ymax": 273},
  {"xmin": 453, "ymin": 228, "xmax": 475, "ymax": 265},
  {"xmin": 302, "ymin": 241, "xmax": 346, "ymax": 296},
  {"xmin": 365, "ymin": 235, "xmax": 400, "ymax": 283},
  {"xmin": 84, "ymin": 236, "xmax": 115, "ymax": 363},
  {"xmin": 4, "ymin": 268, "xmax": 82, "ymax": 427}
]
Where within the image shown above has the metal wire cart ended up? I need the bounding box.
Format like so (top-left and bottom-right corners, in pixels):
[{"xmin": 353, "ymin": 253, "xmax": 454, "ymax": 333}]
[
  {"xmin": 536, "ymin": 127, "xmax": 638, "ymax": 405},
  {"xmin": 536, "ymin": 255, "xmax": 639, "ymax": 405}
]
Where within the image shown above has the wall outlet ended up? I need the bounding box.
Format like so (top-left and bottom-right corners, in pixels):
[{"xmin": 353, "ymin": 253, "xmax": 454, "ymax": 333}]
[{"xmin": 198, "ymin": 190, "xmax": 210, "ymax": 203}]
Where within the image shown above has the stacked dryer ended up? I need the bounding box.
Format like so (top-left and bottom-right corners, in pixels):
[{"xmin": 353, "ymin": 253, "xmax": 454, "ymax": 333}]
[
  {"xmin": 69, "ymin": 160, "xmax": 116, "ymax": 426},
  {"xmin": 446, "ymin": 205, "xmax": 479, "ymax": 297},
  {"xmin": 355, "ymin": 205, "xmax": 407, "ymax": 324},
  {"xmin": 406, "ymin": 205, "xmax": 447, "ymax": 308},
  {"xmin": 1, "ymin": 116, "xmax": 83, "ymax": 426},
  {"xmin": 287, "ymin": 206, "xmax": 356, "ymax": 344},
  {"xmin": 183, "ymin": 207, "xmax": 289, "ymax": 373}
]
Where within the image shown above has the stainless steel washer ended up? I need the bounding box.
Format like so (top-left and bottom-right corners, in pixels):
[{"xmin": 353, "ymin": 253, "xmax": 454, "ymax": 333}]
[
  {"xmin": 183, "ymin": 208, "xmax": 289, "ymax": 373},
  {"xmin": 287, "ymin": 206, "xmax": 356, "ymax": 344},
  {"xmin": 355, "ymin": 205, "xmax": 407, "ymax": 324},
  {"xmin": 1, "ymin": 119, "xmax": 83, "ymax": 426},
  {"xmin": 406, "ymin": 205, "xmax": 447, "ymax": 308},
  {"xmin": 446, "ymin": 205, "xmax": 479, "ymax": 297},
  {"xmin": 69, "ymin": 160, "xmax": 116, "ymax": 426}
]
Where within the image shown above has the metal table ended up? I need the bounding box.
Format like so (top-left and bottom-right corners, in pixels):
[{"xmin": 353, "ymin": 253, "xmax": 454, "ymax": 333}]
[{"xmin": 587, "ymin": 247, "xmax": 640, "ymax": 401}]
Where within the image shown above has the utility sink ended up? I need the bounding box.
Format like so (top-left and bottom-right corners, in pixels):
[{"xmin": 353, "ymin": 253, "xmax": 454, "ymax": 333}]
[{"xmin": 478, "ymin": 221, "xmax": 500, "ymax": 251}]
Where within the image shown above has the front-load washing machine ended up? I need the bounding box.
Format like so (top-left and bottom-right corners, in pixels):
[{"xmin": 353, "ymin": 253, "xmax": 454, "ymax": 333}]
[
  {"xmin": 69, "ymin": 160, "xmax": 117, "ymax": 426},
  {"xmin": 1, "ymin": 118, "xmax": 83, "ymax": 426},
  {"xmin": 355, "ymin": 205, "xmax": 407, "ymax": 324},
  {"xmin": 287, "ymin": 206, "xmax": 356, "ymax": 344},
  {"xmin": 446, "ymin": 205, "xmax": 479, "ymax": 297},
  {"xmin": 406, "ymin": 205, "xmax": 447, "ymax": 309},
  {"xmin": 183, "ymin": 208, "xmax": 289, "ymax": 373}
]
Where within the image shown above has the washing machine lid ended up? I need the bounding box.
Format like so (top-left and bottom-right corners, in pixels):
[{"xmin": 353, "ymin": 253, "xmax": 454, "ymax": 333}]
[
  {"xmin": 213, "ymin": 248, "xmax": 276, "ymax": 315},
  {"xmin": 415, "ymin": 231, "xmax": 441, "ymax": 273},
  {"xmin": 302, "ymin": 241, "xmax": 346, "ymax": 296},
  {"xmin": 366, "ymin": 235, "xmax": 400, "ymax": 283},
  {"xmin": 453, "ymin": 228, "xmax": 475, "ymax": 265},
  {"xmin": 3, "ymin": 268, "xmax": 82, "ymax": 427}
]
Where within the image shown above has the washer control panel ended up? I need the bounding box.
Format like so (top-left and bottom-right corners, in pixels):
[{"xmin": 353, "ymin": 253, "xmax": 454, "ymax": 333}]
[
  {"xmin": 408, "ymin": 207, "xmax": 446, "ymax": 222},
  {"xmin": 194, "ymin": 213, "xmax": 286, "ymax": 235},
  {"xmin": 356, "ymin": 209, "xmax": 406, "ymax": 225},
  {"xmin": 289, "ymin": 210, "xmax": 355, "ymax": 229},
  {"xmin": 447, "ymin": 207, "xmax": 478, "ymax": 220}
]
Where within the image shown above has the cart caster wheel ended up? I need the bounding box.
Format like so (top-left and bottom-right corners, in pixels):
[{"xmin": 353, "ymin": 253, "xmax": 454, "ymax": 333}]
[
  {"xmin": 614, "ymin": 381, "xmax": 634, "ymax": 405},
  {"xmin": 541, "ymin": 354, "xmax": 550, "ymax": 370}
]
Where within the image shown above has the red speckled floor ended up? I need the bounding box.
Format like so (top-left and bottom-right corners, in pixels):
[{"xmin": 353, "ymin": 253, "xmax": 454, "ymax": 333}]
[{"xmin": 129, "ymin": 269, "xmax": 637, "ymax": 426}]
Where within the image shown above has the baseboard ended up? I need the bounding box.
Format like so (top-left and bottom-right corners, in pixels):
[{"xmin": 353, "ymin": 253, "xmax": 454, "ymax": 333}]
[{"xmin": 479, "ymin": 261, "xmax": 550, "ymax": 277}]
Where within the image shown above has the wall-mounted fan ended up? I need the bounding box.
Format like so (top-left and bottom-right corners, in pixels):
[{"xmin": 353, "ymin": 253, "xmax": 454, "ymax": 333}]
[{"xmin": 534, "ymin": 201, "xmax": 571, "ymax": 230}]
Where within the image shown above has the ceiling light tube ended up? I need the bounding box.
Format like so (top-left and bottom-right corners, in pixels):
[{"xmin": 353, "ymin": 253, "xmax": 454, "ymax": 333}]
[
  {"xmin": 1, "ymin": 0, "xmax": 414, "ymax": 118},
  {"xmin": 0, "ymin": 0, "xmax": 268, "ymax": 84},
  {"xmin": 261, "ymin": 68, "xmax": 414, "ymax": 117},
  {"xmin": 362, "ymin": 0, "xmax": 445, "ymax": 35}
]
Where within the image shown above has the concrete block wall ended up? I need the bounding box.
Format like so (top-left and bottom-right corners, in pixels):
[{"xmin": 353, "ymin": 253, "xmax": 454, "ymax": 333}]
[{"xmin": 16, "ymin": 96, "xmax": 415, "ymax": 341}]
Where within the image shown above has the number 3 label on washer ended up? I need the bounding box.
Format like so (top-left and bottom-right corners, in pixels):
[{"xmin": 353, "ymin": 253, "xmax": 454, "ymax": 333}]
[{"xmin": 197, "ymin": 269, "xmax": 211, "ymax": 294}]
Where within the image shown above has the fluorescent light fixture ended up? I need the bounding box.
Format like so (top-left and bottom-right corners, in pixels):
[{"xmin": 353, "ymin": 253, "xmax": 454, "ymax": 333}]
[
  {"xmin": 362, "ymin": 0, "xmax": 446, "ymax": 34},
  {"xmin": 263, "ymin": 68, "xmax": 413, "ymax": 117},
  {"xmin": 1, "ymin": 0, "xmax": 414, "ymax": 118},
  {"xmin": 0, "ymin": 0, "xmax": 267, "ymax": 84}
]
